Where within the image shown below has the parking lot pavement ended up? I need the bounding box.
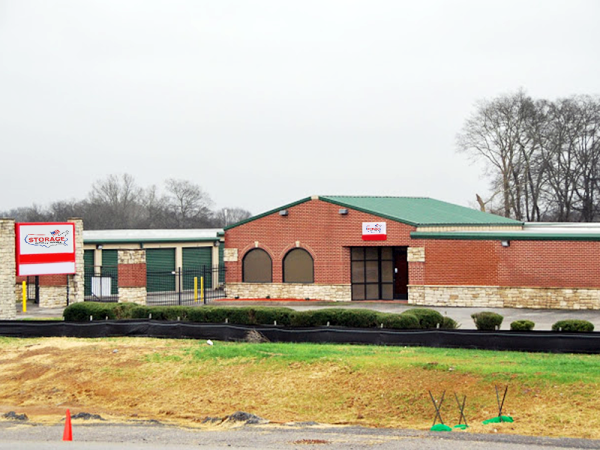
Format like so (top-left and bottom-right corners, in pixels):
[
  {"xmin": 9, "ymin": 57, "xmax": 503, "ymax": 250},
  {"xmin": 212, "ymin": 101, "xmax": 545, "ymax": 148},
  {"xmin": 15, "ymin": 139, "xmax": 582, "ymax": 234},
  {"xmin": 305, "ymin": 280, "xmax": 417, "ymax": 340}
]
[{"xmin": 14, "ymin": 300, "xmax": 600, "ymax": 331}]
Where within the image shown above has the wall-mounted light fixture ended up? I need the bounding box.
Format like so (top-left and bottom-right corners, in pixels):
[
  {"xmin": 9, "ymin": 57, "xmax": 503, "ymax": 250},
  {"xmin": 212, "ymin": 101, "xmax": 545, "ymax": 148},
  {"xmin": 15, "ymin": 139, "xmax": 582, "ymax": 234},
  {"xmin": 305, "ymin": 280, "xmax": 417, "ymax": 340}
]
[
  {"xmin": 214, "ymin": 241, "xmax": 221, "ymax": 247},
  {"xmin": 501, "ymin": 240, "xmax": 510, "ymax": 247},
  {"xmin": 339, "ymin": 208, "xmax": 348, "ymax": 215},
  {"xmin": 279, "ymin": 210, "xmax": 288, "ymax": 216},
  {"xmin": 96, "ymin": 244, "xmax": 103, "ymax": 250}
]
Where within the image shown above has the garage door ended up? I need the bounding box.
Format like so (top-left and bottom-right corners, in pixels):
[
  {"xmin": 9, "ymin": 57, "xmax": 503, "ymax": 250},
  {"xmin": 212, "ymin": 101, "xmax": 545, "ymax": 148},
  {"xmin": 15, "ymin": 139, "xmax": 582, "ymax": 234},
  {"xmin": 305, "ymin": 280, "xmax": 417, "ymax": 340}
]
[
  {"xmin": 146, "ymin": 248, "xmax": 176, "ymax": 292},
  {"xmin": 84, "ymin": 250, "xmax": 94, "ymax": 296},
  {"xmin": 102, "ymin": 250, "xmax": 119, "ymax": 295},
  {"xmin": 182, "ymin": 247, "xmax": 212, "ymax": 289}
]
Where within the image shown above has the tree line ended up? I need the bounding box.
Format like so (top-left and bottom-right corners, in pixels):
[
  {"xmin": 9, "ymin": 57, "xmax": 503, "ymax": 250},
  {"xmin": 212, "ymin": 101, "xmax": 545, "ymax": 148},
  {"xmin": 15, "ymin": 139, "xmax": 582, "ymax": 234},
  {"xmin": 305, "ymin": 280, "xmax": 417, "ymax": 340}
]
[
  {"xmin": 1, "ymin": 174, "xmax": 251, "ymax": 229},
  {"xmin": 458, "ymin": 90, "xmax": 600, "ymax": 221}
]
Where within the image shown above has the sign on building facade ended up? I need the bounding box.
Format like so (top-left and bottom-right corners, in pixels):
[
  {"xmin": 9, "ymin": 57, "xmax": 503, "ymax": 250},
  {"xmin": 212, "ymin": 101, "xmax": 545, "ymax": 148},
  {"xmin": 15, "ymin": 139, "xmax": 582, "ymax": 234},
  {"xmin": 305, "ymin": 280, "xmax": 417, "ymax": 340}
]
[{"xmin": 361, "ymin": 222, "xmax": 387, "ymax": 241}]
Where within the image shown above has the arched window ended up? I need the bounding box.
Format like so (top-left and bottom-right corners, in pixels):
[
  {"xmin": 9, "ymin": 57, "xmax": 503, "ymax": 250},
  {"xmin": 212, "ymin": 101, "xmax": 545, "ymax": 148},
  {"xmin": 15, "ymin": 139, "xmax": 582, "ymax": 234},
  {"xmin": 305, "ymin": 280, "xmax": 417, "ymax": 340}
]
[
  {"xmin": 243, "ymin": 248, "xmax": 272, "ymax": 283},
  {"xmin": 283, "ymin": 248, "xmax": 314, "ymax": 283}
]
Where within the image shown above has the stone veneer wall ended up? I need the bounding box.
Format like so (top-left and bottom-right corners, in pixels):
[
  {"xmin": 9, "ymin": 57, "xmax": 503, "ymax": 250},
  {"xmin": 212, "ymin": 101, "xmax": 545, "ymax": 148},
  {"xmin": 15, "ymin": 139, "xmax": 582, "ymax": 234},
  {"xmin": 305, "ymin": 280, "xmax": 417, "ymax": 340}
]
[
  {"xmin": 0, "ymin": 219, "xmax": 16, "ymax": 319},
  {"xmin": 226, "ymin": 283, "xmax": 351, "ymax": 302},
  {"xmin": 68, "ymin": 218, "xmax": 85, "ymax": 305},
  {"xmin": 119, "ymin": 287, "xmax": 146, "ymax": 305},
  {"xmin": 118, "ymin": 249, "xmax": 147, "ymax": 305},
  {"xmin": 39, "ymin": 285, "xmax": 71, "ymax": 308},
  {"xmin": 409, "ymin": 285, "xmax": 600, "ymax": 310}
]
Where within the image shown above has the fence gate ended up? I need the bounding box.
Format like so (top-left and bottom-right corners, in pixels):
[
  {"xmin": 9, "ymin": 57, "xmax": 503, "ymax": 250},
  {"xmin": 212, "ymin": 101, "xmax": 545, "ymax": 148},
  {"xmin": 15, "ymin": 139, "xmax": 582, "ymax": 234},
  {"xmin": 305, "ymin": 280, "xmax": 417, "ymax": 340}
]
[
  {"xmin": 26, "ymin": 276, "xmax": 39, "ymax": 304},
  {"xmin": 84, "ymin": 265, "xmax": 119, "ymax": 302}
]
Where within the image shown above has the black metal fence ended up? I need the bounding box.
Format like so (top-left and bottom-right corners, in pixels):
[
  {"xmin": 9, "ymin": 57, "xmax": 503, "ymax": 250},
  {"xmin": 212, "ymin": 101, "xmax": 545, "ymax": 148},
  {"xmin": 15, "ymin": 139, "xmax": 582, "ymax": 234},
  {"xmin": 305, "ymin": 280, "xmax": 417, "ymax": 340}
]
[
  {"xmin": 84, "ymin": 265, "xmax": 119, "ymax": 303},
  {"xmin": 26, "ymin": 276, "xmax": 39, "ymax": 303},
  {"xmin": 146, "ymin": 267, "xmax": 226, "ymax": 306},
  {"xmin": 84, "ymin": 265, "xmax": 226, "ymax": 306}
]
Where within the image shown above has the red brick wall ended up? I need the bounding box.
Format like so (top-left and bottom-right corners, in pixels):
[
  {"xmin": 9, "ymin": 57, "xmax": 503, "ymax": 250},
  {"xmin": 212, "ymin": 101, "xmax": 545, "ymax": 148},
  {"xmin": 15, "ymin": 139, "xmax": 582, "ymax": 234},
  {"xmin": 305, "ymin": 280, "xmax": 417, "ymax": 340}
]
[
  {"xmin": 16, "ymin": 274, "xmax": 68, "ymax": 287},
  {"xmin": 225, "ymin": 199, "xmax": 419, "ymax": 284},
  {"xmin": 421, "ymin": 239, "xmax": 600, "ymax": 289},
  {"xmin": 422, "ymin": 240, "xmax": 499, "ymax": 286},
  {"xmin": 118, "ymin": 263, "xmax": 147, "ymax": 288},
  {"xmin": 498, "ymin": 240, "xmax": 600, "ymax": 288}
]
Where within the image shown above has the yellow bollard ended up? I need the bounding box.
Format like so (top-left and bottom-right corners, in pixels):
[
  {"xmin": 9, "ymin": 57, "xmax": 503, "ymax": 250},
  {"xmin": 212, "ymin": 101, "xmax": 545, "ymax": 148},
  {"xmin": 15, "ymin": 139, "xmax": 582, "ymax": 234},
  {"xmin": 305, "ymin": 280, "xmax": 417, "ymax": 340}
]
[
  {"xmin": 194, "ymin": 277, "xmax": 198, "ymax": 302},
  {"xmin": 200, "ymin": 276, "xmax": 204, "ymax": 304},
  {"xmin": 22, "ymin": 281, "xmax": 27, "ymax": 313}
]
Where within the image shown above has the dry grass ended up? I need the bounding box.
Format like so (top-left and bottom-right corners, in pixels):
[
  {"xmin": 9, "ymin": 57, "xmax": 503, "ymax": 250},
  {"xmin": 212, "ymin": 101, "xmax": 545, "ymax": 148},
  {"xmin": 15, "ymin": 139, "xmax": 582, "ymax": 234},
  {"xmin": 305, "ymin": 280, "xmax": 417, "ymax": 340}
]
[{"xmin": 0, "ymin": 337, "xmax": 599, "ymax": 440}]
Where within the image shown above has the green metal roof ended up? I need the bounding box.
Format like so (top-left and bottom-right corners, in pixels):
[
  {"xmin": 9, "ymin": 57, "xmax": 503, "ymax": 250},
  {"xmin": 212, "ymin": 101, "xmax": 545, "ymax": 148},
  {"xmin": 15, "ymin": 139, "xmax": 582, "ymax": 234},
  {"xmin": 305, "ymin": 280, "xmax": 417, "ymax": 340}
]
[
  {"xmin": 225, "ymin": 195, "xmax": 521, "ymax": 230},
  {"xmin": 320, "ymin": 196, "xmax": 522, "ymax": 227}
]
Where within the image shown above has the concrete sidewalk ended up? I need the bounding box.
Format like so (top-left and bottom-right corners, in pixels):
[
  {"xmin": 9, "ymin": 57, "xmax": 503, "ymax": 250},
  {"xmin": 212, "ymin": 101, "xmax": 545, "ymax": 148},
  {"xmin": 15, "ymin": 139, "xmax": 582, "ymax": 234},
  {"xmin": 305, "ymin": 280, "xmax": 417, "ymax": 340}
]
[{"xmin": 15, "ymin": 300, "xmax": 600, "ymax": 331}]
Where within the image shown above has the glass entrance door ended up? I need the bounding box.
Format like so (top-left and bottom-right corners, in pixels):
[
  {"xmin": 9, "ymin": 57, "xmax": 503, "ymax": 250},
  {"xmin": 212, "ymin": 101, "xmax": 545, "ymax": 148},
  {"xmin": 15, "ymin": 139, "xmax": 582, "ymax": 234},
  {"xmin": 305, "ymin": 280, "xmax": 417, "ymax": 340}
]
[{"xmin": 351, "ymin": 247, "xmax": 394, "ymax": 300}]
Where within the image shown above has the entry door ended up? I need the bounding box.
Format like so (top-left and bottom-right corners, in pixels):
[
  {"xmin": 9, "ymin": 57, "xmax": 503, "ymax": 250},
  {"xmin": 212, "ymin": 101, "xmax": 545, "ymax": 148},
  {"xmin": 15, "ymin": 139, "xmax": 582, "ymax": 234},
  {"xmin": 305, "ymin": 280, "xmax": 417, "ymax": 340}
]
[
  {"xmin": 350, "ymin": 247, "xmax": 394, "ymax": 300},
  {"xmin": 393, "ymin": 248, "xmax": 409, "ymax": 300}
]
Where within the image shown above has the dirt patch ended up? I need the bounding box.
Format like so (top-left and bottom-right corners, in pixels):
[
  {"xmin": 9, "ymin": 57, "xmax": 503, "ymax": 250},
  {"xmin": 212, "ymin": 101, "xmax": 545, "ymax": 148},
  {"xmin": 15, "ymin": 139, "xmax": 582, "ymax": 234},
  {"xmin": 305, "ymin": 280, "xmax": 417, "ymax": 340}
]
[{"xmin": 0, "ymin": 337, "xmax": 598, "ymax": 440}]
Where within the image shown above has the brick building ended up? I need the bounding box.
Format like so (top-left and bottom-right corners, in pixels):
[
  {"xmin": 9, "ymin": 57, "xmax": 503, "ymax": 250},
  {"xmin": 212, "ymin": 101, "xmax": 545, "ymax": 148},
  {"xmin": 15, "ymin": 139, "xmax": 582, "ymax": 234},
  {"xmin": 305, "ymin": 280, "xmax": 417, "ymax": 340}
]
[{"xmin": 224, "ymin": 196, "xmax": 600, "ymax": 310}]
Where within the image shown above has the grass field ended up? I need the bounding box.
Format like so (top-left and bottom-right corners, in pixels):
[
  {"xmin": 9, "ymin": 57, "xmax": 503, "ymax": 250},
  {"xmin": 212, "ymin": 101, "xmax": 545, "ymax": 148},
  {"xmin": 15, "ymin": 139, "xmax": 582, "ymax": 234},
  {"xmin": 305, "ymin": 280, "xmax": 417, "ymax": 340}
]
[{"xmin": 0, "ymin": 337, "xmax": 599, "ymax": 439}]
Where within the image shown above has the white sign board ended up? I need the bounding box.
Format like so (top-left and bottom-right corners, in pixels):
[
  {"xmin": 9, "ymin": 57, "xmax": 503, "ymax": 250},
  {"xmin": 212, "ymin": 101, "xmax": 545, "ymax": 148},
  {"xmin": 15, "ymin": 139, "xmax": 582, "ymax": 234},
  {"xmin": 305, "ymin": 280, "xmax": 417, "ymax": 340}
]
[
  {"xmin": 16, "ymin": 222, "xmax": 76, "ymax": 276},
  {"xmin": 362, "ymin": 222, "xmax": 387, "ymax": 241}
]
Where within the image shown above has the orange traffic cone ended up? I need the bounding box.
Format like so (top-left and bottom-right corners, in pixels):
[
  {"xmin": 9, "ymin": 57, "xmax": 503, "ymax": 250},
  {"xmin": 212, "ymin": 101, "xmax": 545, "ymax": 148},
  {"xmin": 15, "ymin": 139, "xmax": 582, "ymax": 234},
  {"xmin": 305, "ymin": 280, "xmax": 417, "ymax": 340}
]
[{"xmin": 63, "ymin": 409, "xmax": 73, "ymax": 441}]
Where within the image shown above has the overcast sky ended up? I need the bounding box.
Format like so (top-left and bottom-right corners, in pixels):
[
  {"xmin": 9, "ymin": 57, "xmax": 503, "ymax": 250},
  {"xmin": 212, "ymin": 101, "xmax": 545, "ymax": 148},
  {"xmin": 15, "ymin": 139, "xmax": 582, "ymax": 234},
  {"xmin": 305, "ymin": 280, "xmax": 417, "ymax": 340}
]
[{"xmin": 1, "ymin": 0, "xmax": 599, "ymax": 216}]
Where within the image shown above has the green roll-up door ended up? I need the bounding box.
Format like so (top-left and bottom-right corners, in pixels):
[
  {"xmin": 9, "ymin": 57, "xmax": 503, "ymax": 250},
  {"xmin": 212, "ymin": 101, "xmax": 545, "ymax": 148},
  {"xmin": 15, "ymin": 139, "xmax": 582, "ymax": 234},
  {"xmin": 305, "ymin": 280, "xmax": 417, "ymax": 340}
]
[
  {"xmin": 182, "ymin": 247, "xmax": 212, "ymax": 289},
  {"xmin": 146, "ymin": 248, "xmax": 176, "ymax": 292},
  {"xmin": 84, "ymin": 250, "xmax": 95, "ymax": 296},
  {"xmin": 102, "ymin": 250, "xmax": 119, "ymax": 295}
]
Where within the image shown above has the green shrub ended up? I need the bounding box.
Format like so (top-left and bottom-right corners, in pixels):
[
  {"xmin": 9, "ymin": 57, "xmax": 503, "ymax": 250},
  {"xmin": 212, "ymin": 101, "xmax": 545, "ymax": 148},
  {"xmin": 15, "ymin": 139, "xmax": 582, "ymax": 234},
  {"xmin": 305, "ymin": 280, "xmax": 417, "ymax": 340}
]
[
  {"xmin": 290, "ymin": 309, "xmax": 340, "ymax": 327},
  {"xmin": 251, "ymin": 307, "xmax": 294, "ymax": 326},
  {"xmin": 378, "ymin": 313, "xmax": 420, "ymax": 329},
  {"xmin": 510, "ymin": 320, "xmax": 535, "ymax": 331},
  {"xmin": 290, "ymin": 309, "xmax": 381, "ymax": 328},
  {"xmin": 63, "ymin": 304, "xmax": 458, "ymax": 331},
  {"xmin": 130, "ymin": 306, "xmax": 152, "ymax": 319},
  {"xmin": 440, "ymin": 316, "xmax": 459, "ymax": 329},
  {"xmin": 471, "ymin": 312, "xmax": 504, "ymax": 330},
  {"xmin": 403, "ymin": 308, "xmax": 444, "ymax": 329},
  {"xmin": 552, "ymin": 320, "xmax": 594, "ymax": 332},
  {"xmin": 63, "ymin": 302, "xmax": 139, "ymax": 321}
]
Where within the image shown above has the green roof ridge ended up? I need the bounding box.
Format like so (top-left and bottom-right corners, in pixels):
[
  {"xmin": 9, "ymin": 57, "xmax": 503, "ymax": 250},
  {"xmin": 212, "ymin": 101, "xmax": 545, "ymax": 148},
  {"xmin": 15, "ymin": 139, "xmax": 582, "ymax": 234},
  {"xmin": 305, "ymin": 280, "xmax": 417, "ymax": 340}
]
[{"xmin": 320, "ymin": 195, "xmax": 521, "ymax": 227}]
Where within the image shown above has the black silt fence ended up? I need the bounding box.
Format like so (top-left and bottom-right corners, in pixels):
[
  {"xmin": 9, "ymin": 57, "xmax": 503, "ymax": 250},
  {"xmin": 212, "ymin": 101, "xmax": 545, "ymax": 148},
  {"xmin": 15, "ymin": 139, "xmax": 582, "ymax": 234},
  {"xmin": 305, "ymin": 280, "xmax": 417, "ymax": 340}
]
[{"xmin": 1, "ymin": 321, "xmax": 600, "ymax": 354}]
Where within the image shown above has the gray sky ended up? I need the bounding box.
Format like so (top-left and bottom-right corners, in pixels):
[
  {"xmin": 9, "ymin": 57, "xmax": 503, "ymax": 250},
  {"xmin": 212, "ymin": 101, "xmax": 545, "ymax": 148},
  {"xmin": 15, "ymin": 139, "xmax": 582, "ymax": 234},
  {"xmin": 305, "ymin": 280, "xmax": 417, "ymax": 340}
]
[{"xmin": 1, "ymin": 0, "xmax": 599, "ymax": 215}]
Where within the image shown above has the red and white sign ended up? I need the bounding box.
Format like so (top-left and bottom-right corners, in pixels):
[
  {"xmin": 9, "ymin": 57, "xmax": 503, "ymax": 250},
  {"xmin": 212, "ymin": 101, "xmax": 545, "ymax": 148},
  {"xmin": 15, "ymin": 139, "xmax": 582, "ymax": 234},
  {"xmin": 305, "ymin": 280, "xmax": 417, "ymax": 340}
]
[
  {"xmin": 15, "ymin": 223, "xmax": 76, "ymax": 276},
  {"xmin": 362, "ymin": 222, "xmax": 387, "ymax": 241}
]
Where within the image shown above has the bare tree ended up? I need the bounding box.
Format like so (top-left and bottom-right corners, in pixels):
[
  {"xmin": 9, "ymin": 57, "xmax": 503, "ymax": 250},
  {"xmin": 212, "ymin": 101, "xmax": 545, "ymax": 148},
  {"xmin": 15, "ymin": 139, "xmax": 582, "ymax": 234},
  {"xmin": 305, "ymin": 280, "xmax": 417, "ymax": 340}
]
[
  {"xmin": 457, "ymin": 90, "xmax": 542, "ymax": 219},
  {"xmin": 164, "ymin": 178, "xmax": 213, "ymax": 228},
  {"xmin": 87, "ymin": 174, "xmax": 146, "ymax": 229},
  {"xmin": 213, "ymin": 207, "xmax": 252, "ymax": 227},
  {"xmin": 458, "ymin": 92, "xmax": 600, "ymax": 222}
]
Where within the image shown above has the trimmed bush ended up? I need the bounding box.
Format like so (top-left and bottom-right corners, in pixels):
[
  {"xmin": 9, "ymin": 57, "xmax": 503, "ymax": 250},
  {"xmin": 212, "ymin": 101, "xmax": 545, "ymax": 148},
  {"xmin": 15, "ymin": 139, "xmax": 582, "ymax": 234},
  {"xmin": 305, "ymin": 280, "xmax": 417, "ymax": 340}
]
[
  {"xmin": 289, "ymin": 309, "xmax": 383, "ymax": 328},
  {"xmin": 64, "ymin": 303, "xmax": 459, "ymax": 331},
  {"xmin": 441, "ymin": 316, "xmax": 459, "ymax": 329},
  {"xmin": 403, "ymin": 308, "xmax": 444, "ymax": 329},
  {"xmin": 63, "ymin": 302, "xmax": 139, "ymax": 321},
  {"xmin": 510, "ymin": 320, "xmax": 535, "ymax": 331},
  {"xmin": 251, "ymin": 307, "xmax": 295, "ymax": 326},
  {"xmin": 552, "ymin": 320, "xmax": 594, "ymax": 333},
  {"xmin": 378, "ymin": 313, "xmax": 420, "ymax": 329},
  {"xmin": 471, "ymin": 312, "xmax": 504, "ymax": 331}
]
